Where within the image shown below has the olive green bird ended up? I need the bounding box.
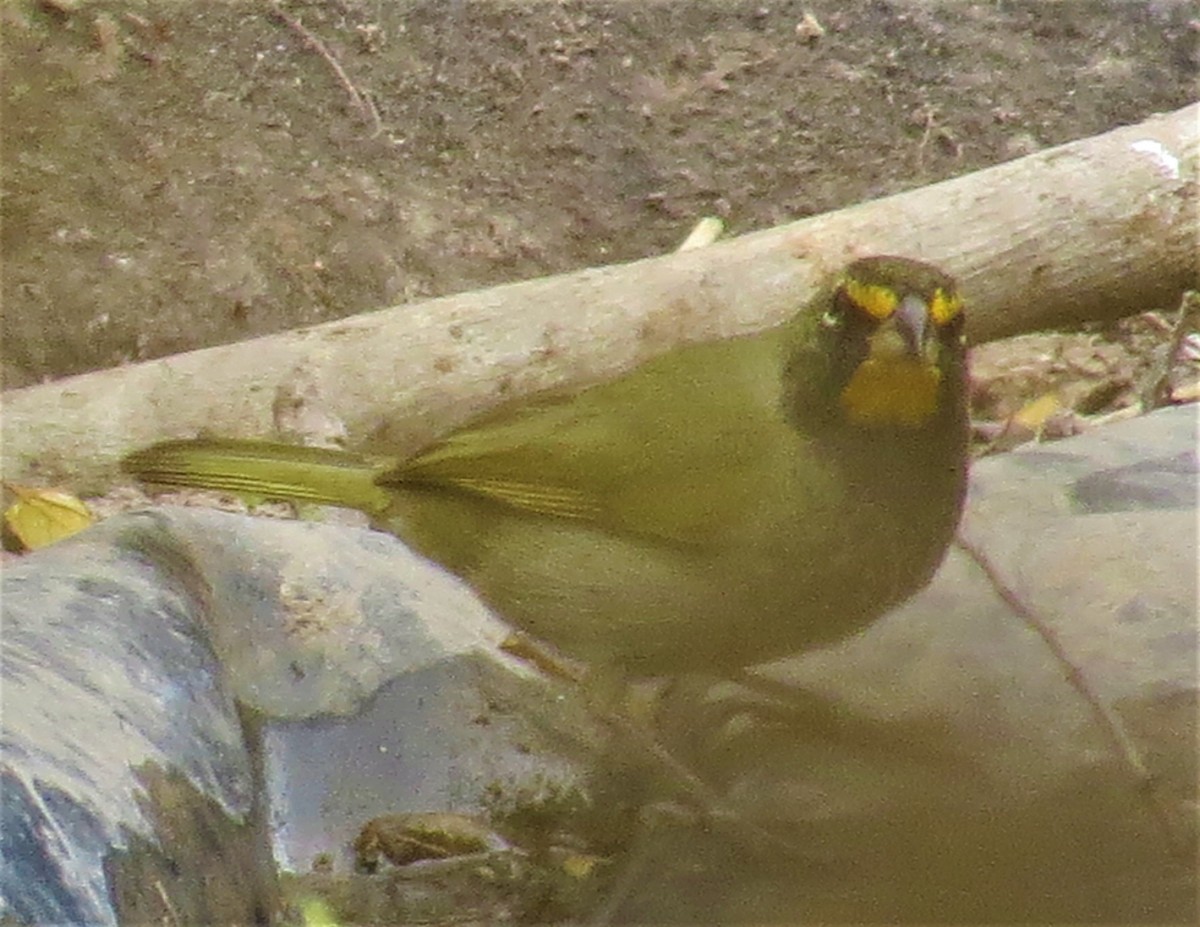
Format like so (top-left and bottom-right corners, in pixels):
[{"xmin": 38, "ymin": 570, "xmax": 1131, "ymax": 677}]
[{"xmin": 123, "ymin": 256, "xmax": 968, "ymax": 677}]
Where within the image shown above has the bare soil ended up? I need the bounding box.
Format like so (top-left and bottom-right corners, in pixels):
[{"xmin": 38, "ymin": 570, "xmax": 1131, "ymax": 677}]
[{"xmin": 3, "ymin": 0, "xmax": 1196, "ymax": 395}]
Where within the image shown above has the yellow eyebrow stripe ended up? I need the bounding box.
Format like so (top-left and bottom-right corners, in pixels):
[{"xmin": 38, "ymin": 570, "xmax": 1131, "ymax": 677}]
[
  {"xmin": 929, "ymin": 287, "xmax": 964, "ymax": 325},
  {"xmin": 843, "ymin": 278, "xmax": 898, "ymax": 320},
  {"xmin": 845, "ymin": 278, "xmax": 963, "ymax": 327}
]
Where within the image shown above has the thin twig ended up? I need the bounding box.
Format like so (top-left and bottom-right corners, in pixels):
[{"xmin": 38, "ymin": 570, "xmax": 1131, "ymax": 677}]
[
  {"xmin": 266, "ymin": 1, "xmax": 383, "ymax": 135},
  {"xmin": 153, "ymin": 879, "xmax": 182, "ymax": 927},
  {"xmin": 1138, "ymin": 290, "xmax": 1200, "ymax": 411},
  {"xmin": 913, "ymin": 102, "xmax": 938, "ymax": 170},
  {"xmin": 586, "ymin": 809, "xmax": 661, "ymax": 925},
  {"xmin": 953, "ymin": 532, "xmax": 1190, "ymax": 860}
]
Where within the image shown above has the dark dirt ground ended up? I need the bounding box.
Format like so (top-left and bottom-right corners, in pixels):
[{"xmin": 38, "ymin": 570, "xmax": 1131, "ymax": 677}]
[{"xmin": 2, "ymin": 0, "xmax": 1197, "ymax": 405}]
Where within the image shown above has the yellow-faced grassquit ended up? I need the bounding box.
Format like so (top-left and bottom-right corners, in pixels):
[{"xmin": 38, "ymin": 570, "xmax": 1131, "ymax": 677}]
[{"xmin": 123, "ymin": 256, "xmax": 968, "ymax": 677}]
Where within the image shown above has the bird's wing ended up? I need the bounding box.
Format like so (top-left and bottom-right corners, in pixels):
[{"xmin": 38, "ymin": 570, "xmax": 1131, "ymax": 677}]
[{"xmin": 383, "ymin": 330, "xmax": 822, "ymax": 548}]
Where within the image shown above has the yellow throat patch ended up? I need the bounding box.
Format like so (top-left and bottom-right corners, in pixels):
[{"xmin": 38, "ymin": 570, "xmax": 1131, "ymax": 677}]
[
  {"xmin": 836, "ymin": 274, "xmax": 961, "ymax": 428},
  {"xmin": 840, "ymin": 355, "xmax": 942, "ymax": 427}
]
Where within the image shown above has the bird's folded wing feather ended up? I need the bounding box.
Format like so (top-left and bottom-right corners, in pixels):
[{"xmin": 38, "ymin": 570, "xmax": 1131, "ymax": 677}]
[{"xmin": 381, "ymin": 331, "xmax": 820, "ymax": 548}]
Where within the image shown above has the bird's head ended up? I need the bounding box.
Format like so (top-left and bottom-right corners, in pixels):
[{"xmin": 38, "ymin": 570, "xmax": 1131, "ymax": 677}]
[{"xmin": 810, "ymin": 255, "xmax": 967, "ymax": 430}]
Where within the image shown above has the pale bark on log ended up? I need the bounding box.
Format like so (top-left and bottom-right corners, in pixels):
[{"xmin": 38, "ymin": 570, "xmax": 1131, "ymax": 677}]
[{"xmin": 2, "ymin": 104, "xmax": 1196, "ymax": 488}]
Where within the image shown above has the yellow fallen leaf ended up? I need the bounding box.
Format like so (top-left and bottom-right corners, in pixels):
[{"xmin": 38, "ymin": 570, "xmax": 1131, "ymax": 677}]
[
  {"xmin": 297, "ymin": 896, "xmax": 340, "ymax": 927},
  {"xmin": 3, "ymin": 484, "xmax": 94, "ymax": 550},
  {"xmin": 675, "ymin": 216, "xmax": 724, "ymax": 252},
  {"xmin": 1011, "ymin": 391, "xmax": 1062, "ymax": 433},
  {"xmin": 561, "ymin": 852, "xmax": 604, "ymax": 880}
]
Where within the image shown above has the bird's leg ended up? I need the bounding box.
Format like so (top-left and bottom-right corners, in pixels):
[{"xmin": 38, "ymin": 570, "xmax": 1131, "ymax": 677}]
[{"xmin": 499, "ymin": 633, "xmax": 820, "ymax": 861}]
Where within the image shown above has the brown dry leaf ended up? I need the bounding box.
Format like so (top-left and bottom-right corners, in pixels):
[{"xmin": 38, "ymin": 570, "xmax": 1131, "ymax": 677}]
[
  {"xmin": 352, "ymin": 812, "xmax": 505, "ymax": 871},
  {"xmin": 3, "ymin": 483, "xmax": 94, "ymax": 550}
]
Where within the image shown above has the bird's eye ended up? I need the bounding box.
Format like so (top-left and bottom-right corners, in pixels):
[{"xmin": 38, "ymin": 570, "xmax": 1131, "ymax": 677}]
[{"xmin": 821, "ymin": 307, "xmax": 843, "ymax": 329}]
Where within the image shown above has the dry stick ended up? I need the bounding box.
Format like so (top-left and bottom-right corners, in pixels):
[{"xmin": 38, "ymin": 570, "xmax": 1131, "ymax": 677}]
[
  {"xmin": 266, "ymin": 1, "xmax": 382, "ymax": 135},
  {"xmin": 914, "ymin": 102, "xmax": 938, "ymax": 170},
  {"xmin": 5, "ymin": 105, "xmax": 1194, "ymax": 487},
  {"xmin": 1064, "ymin": 290, "xmax": 1200, "ymax": 431},
  {"xmin": 952, "ymin": 533, "xmax": 1189, "ymax": 861},
  {"xmin": 586, "ymin": 825, "xmax": 656, "ymax": 926},
  {"xmin": 1140, "ymin": 290, "xmax": 1200, "ymax": 411},
  {"xmin": 152, "ymin": 879, "xmax": 183, "ymax": 927}
]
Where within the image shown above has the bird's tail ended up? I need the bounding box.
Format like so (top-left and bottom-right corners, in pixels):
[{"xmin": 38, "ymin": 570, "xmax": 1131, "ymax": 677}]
[{"xmin": 121, "ymin": 438, "xmax": 391, "ymax": 514}]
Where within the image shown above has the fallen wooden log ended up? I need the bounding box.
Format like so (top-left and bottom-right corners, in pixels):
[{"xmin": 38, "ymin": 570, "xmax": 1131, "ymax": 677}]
[{"xmin": 2, "ymin": 103, "xmax": 1195, "ymax": 487}]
